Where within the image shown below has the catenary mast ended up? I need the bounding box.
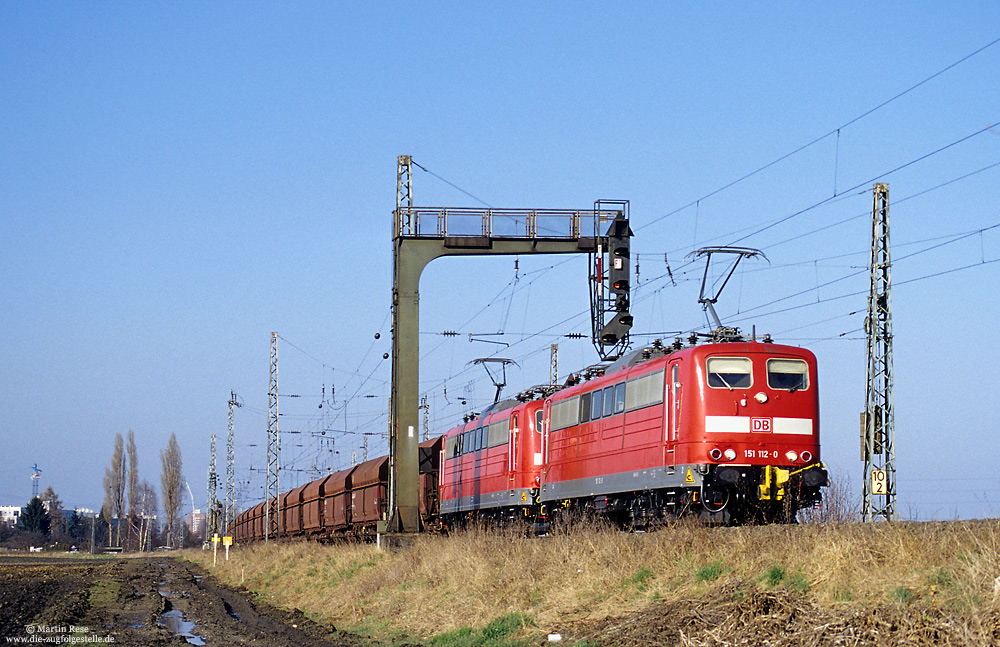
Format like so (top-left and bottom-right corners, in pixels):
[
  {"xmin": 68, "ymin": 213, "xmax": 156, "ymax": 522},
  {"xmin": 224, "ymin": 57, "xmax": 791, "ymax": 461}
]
[{"xmin": 862, "ymin": 183, "xmax": 896, "ymax": 521}]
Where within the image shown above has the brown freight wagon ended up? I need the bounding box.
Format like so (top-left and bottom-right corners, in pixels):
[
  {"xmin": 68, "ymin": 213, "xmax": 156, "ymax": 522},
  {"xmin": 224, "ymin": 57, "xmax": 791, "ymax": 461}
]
[
  {"xmin": 300, "ymin": 477, "xmax": 325, "ymax": 536},
  {"xmin": 350, "ymin": 456, "xmax": 388, "ymax": 531},
  {"xmin": 250, "ymin": 501, "xmax": 267, "ymax": 541},
  {"xmin": 323, "ymin": 467, "xmax": 355, "ymax": 536},
  {"xmin": 282, "ymin": 485, "xmax": 307, "ymax": 536}
]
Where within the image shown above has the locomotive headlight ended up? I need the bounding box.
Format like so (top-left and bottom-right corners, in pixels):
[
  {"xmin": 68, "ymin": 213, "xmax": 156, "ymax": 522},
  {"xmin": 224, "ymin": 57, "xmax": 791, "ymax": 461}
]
[
  {"xmin": 801, "ymin": 451, "xmax": 812, "ymax": 463},
  {"xmin": 785, "ymin": 450, "xmax": 799, "ymax": 462},
  {"xmin": 724, "ymin": 448, "xmax": 737, "ymax": 460},
  {"xmin": 755, "ymin": 392, "xmax": 768, "ymax": 404},
  {"xmin": 709, "ymin": 448, "xmax": 723, "ymax": 461}
]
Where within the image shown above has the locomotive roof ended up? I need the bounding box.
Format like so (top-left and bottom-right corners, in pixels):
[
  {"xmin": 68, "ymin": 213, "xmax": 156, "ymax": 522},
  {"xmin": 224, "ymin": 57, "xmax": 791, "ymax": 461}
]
[
  {"xmin": 477, "ymin": 398, "xmax": 520, "ymax": 418},
  {"xmin": 604, "ymin": 338, "xmax": 814, "ymax": 376},
  {"xmin": 545, "ymin": 338, "xmax": 815, "ymax": 401}
]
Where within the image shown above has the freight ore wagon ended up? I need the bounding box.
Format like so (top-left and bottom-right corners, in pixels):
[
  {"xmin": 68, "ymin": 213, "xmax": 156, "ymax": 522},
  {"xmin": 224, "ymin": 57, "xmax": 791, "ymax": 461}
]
[{"xmin": 233, "ymin": 436, "xmax": 441, "ymax": 541}]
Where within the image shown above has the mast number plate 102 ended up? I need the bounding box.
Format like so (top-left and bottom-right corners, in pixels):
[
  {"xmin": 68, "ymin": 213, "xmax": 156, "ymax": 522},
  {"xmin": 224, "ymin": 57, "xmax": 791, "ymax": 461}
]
[{"xmin": 871, "ymin": 469, "xmax": 888, "ymax": 495}]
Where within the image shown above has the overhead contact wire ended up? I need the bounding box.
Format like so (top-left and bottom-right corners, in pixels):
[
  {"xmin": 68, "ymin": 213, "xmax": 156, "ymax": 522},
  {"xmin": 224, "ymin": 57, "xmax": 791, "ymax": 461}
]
[{"xmin": 639, "ymin": 35, "xmax": 1000, "ymax": 233}]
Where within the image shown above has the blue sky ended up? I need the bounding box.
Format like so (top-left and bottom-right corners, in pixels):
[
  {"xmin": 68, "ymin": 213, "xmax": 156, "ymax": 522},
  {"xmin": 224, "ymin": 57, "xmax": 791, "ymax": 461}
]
[{"xmin": 2, "ymin": 3, "xmax": 998, "ymax": 520}]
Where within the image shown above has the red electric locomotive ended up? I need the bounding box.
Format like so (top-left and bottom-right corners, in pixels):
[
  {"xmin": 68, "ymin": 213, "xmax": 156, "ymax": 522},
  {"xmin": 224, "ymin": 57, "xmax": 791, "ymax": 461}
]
[
  {"xmin": 439, "ymin": 398, "xmax": 545, "ymax": 524},
  {"xmin": 540, "ymin": 337, "xmax": 827, "ymax": 524}
]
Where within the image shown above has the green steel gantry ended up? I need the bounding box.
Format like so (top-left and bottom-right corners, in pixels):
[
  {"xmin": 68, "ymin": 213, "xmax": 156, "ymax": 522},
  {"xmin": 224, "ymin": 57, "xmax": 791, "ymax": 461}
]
[{"xmin": 384, "ymin": 155, "xmax": 630, "ymax": 532}]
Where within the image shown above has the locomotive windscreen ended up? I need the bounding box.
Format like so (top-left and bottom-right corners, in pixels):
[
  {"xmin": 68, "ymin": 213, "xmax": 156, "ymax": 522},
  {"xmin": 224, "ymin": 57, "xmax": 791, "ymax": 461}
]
[
  {"xmin": 707, "ymin": 357, "xmax": 752, "ymax": 389},
  {"xmin": 766, "ymin": 358, "xmax": 809, "ymax": 391}
]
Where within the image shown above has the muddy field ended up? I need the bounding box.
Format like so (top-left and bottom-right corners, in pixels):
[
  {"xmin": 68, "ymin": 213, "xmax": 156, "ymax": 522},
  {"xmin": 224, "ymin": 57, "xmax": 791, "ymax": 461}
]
[
  {"xmin": 0, "ymin": 555, "xmax": 363, "ymax": 646},
  {"xmin": 7, "ymin": 535, "xmax": 1000, "ymax": 647}
]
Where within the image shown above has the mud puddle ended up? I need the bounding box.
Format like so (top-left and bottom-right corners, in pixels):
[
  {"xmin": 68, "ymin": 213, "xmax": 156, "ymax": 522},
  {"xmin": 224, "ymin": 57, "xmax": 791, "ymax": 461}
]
[{"xmin": 159, "ymin": 608, "xmax": 205, "ymax": 645}]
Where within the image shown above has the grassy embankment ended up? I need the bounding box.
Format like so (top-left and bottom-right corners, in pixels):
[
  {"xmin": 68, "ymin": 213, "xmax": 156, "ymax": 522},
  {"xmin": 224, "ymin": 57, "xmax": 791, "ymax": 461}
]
[{"xmin": 182, "ymin": 521, "xmax": 1000, "ymax": 646}]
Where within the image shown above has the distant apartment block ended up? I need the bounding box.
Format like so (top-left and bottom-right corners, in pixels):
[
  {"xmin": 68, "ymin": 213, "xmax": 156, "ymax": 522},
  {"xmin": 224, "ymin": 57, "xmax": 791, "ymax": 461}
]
[{"xmin": 0, "ymin": 505, "xmax": 22, "ymax": 526}]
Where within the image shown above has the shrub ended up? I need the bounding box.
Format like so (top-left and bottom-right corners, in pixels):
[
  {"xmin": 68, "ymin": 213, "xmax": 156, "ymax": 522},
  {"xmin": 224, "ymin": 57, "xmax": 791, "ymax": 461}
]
[
  {"xmin": 624, "ymin": 567, "xmax": 655, "ymax": 591},
  {"xmin": 764, "ymin": 565, "xmax": 786, "ymax": 587},
  {"xmin": 890, "ymin": 586, "xmax": 916, "ymax": 605},
  {"xmin": 696, "ymin": 560, "xmax": 727, "ymax": 582}
]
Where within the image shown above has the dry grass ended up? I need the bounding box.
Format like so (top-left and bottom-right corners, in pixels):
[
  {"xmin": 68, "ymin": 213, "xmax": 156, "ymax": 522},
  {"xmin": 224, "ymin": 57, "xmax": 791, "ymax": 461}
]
[{"xmin": 182, "ymin": 520, "xmax": 1000, "ymax": 645}]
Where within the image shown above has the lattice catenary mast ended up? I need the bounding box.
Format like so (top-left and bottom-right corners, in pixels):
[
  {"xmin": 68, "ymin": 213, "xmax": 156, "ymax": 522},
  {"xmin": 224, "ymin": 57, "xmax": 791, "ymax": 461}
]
[
  {"xmin": 266, "ymin": 332, "xmax": 280, "ymax": 541},
  {"xmin": 225, "ymin": 390, "xmax": 241, "ymax": 534},
  {"xmin": 419, "ymin": 394, "xmax": 429, "ymax": 441},
  {"xmin": 206, "ymin": 434, "xmax": 218, "ymax": 542},
  {"xmin": 862, "ymin": 183, "xmax": 896, "ymax": 521}
]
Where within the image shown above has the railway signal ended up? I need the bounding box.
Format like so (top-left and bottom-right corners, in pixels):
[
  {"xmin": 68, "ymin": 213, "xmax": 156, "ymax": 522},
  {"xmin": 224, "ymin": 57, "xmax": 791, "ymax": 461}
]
[
  {"xmin": 591, "ymin": 202, "xmax": 634, "ymax": 360},
  {"xmin": 608, "ymin": 216, "xmax": 631, "ymax": 311}
]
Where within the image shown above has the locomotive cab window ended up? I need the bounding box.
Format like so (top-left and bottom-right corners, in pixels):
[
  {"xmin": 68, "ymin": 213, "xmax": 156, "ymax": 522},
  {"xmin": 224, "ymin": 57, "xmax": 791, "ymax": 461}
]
[
  {"xmin": 768, "ymin": 358, "xmax": 808, "ymax": 391},
  {"xmin": 707, "ymin": 357, "xmax": 752, "ymax": 389},
  {"xmin": 447, "ymin": 435, "xmax": 460, "ymax": 458}
]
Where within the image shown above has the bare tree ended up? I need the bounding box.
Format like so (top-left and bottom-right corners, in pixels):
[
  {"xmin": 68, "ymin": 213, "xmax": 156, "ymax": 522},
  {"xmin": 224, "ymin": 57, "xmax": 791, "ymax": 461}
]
[
  {"xmin": 39, "ymin": 486, "xmax": 67, "ymax": 542},
  {"xmin": 160, "ymin": 434, "xmax": 184, "ymax": 548},
  {"xmin": 39, "ymin": 486, "xmax": 65, "ymax": 527},
  {"xmin": 799, "ymin": 466, "xmax": 860, "ymax": 524},
  {"xmin": 101, "ymin": 476, "xmax": 113, "ymax": 542},
  {"xmin": 103, "ymin": 433, "xmax": 126, "ymax": 547},
  {"xmin": 126, "ymin": 429, "xmax": 139, "ymax": 549},
  {"xmin": 135, "ymin": 480, "xmax": 158, "ymax": 551}
]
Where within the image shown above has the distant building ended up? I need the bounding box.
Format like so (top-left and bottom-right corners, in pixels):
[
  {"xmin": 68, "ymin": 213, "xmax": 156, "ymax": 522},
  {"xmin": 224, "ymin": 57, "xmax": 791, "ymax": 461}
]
[
  {"xmin": 0, "ymin": 506, "xmax": 21, "ymax": 526},
  {"xmin": 186, "ymin": 510, "xmax": 205, "ymax": 537}
]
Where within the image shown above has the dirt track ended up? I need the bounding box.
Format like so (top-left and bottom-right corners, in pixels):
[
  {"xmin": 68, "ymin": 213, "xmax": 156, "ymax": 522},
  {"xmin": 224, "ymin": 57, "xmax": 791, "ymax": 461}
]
[{"xmin": 0, "ymin": 555, "xmax": 363, "ymax": 646}]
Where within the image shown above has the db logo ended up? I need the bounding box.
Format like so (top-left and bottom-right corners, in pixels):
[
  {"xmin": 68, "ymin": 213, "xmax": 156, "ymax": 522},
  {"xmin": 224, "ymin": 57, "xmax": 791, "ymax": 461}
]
[{"xmin": 751, "ymin": 417, "xmax": 772, "ymax": 432}]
